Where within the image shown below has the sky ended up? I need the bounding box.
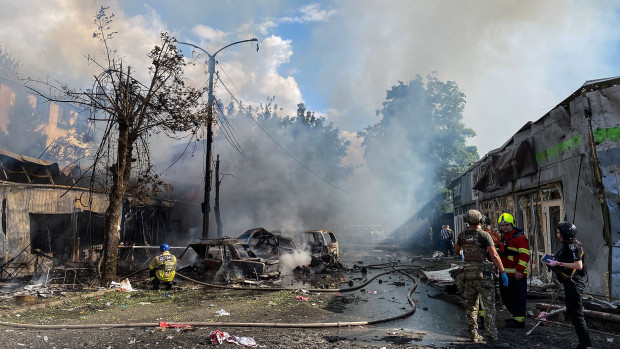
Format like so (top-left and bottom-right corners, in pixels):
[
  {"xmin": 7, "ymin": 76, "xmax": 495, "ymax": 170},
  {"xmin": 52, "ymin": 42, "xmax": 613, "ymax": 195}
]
[
  {"xmin": 1, "ymin": 0, "xmax": 619, "ymax": 156},
  {"xmin": 1, "ymin": 0, "xmax": 620, "ymax": 236}
]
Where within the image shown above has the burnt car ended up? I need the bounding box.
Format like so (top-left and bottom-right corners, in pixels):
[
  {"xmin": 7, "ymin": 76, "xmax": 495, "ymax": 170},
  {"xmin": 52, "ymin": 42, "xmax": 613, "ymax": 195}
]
[
  {"xmin": 184, "ymin": 238, "xmax": 279, "ymax": 281},
  {"xmin": 238, "ymin": 227, "xmax": 300, "ymax": 259},
  {"xmin": 301, "ymin": 230, "xmax": 340, "ymax": 266}
]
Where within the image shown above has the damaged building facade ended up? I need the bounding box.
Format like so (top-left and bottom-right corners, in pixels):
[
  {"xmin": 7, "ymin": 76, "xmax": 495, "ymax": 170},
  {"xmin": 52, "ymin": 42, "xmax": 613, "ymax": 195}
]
[
  {"xmin": 0, "ymin": 74, "xmax": 92, "ymax": 166},
  {"xmin": 0, "ymin": 150, "xmax": 108, "ymax": 278},
  {"xmin": 451, "ymin": 77, "xmax": 620, "ymax": 299}
]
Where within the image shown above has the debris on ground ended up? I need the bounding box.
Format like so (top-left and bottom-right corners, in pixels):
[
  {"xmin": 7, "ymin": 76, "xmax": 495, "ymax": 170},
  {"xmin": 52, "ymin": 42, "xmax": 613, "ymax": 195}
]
[{"xmin": 209, "ymin": 329, "xmax": 257, "ymax": 347}]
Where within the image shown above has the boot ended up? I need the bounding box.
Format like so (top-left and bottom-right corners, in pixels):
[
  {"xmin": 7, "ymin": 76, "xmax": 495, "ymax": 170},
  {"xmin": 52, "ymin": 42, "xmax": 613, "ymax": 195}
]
[
  {"xmin": 469, "ymin": 332, "xmax": 483, "ymax": 343},
  {"xmin": 478, "ymin": 316, "xmax": 485, "ymax": 329}
]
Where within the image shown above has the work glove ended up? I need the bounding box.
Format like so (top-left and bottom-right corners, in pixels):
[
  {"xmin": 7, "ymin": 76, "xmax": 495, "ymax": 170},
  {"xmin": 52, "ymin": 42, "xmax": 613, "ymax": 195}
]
[
  {"xmin": 546, "ymin": 259, "xmax": 559, "ymax": 267},
  {"xmin": 501, "ymin": 272, "xmax": 509, "ymax": 287}
]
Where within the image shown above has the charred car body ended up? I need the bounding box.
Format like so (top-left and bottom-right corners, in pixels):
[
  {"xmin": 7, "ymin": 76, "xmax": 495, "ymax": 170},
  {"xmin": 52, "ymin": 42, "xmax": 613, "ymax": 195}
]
[
  {"xmin": 300, "ymin": 230, "xmax": 340, "ymax": 268},
  {"xmin": 184, "ymin": 238, "xmax": 279, "ymax": 281},
  {"xmin": 237, "ymin": 227, "xmax": 300, "ymax": 260}
]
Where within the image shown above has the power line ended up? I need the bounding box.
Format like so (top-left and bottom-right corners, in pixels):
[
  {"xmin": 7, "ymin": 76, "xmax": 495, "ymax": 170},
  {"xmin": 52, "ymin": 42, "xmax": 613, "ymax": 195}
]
[{"xmin": 216, "ymin": 76, "xmax": 354, "ymax": 196}]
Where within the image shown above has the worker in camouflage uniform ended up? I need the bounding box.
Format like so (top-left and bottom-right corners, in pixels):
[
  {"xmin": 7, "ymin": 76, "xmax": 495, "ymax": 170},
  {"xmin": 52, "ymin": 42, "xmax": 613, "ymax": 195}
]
[{"xmin": 455, "ymin": 210, "xmax": 509, "ymax": 343}]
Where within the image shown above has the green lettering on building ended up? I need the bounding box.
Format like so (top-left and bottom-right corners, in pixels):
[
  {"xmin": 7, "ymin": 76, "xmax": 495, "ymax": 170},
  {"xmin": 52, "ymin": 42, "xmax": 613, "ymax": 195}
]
[
  {"xmin": 594, "ymin": 126, "xmax": 620, "ymax": 143},
  {"xmin": 535, "ymin": 135, "xmax": 582, "ymax": 163},
  {"xmin": 535, "ymin": 126, "xmax": 620, "ymax": 163}
]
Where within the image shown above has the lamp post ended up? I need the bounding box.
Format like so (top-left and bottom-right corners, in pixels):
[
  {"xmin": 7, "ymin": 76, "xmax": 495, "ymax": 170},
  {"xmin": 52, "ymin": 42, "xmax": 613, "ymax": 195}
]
[{"xmin": 180, "ymin": 38, "xmax": 258, "ymax": 240}]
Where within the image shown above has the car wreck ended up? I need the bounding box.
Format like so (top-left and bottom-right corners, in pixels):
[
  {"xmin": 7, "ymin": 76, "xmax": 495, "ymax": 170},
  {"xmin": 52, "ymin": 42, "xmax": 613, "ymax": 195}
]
[
  {"xmin": 237, "ymin": 227, "xmax": 300, "ymax": 259},
  {"xmin": 300, "ymin": 230, "xmax": 341, "ymax": 269},
  {"xmin": 182, "ymin": 238, "xmax": 280, "ymax": 282}
]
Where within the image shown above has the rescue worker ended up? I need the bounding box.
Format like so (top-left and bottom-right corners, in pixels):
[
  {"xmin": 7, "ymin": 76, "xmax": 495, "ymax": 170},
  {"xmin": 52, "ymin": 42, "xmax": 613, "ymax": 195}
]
[
  {"xmin": 497, "ymin": 212, "xmax": 530, "ymax": 328},
  {"xmin": 478, "ymin": 215, "xmax": 502, "ymax": 328},
  {"xmin": 149, "ymin": 243, "xmax": 177, "ymax": 290},
  {"xmin": 454, "ymin": 209, "xmax": 509, "ymax": 343},
  {"xmin": 545, "ymin": 222, "xmax": 592, "ymax": 349}
]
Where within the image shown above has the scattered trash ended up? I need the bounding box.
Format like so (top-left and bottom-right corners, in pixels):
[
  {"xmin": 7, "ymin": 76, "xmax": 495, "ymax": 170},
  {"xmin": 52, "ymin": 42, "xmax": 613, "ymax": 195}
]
[
  {"xmin": 607, "ymin": 338, "xmax": 614, "ymax": 343},
  {"xmin": 165, "ymin": 335, "xmax": 174, "ymax": 340},
  {"xmin": 109, "ymin": 278, "xmax": 136, "ymax": 292},
  {"xmin": 138, "ymin": 302, "xmax": 151, "ymax": 305},
  {"xmin": 537, "ymin": 311, "xmax": 548, "ymax": 325},
  {"xmin": 43, "ymin": 336, "xmax": 48, "ymax": 342},
  {"xmin": 369, "ymin": 290, "xmax": 378, "ymax": 295},
  {"xmin": 336, "ymin": 292, "xmax": 341, "ymax": 296},
  {"xmin": 295, "ymin": 296, "xmax": 309, "ymax": 301},
  {"xmin": 432, "ymin": 251, "xmax": 444, "ymax": 261},
  {"xmin": 209, "ymin": 329, "xmax": 257, "ymax": 347},
  {"xmin": 216, "ymin": 309, "xmax": 230, "ymax": 316},
  {"xmin": 128, "ymin": 338, "xmax": 136, "ymax": 344},
  {"xmin": 527, "ymin": 310, "xmax": 534, "ymax": 316},
  {"xmin": 266, "ymin": 301, "xmax": 277, "ymax": 307}
]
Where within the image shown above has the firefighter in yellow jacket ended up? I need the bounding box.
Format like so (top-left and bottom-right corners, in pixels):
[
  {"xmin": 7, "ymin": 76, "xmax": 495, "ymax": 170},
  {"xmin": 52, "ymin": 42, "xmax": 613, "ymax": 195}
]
[{"xmin": 149, "ymin": 244, "xmax": 177, "ymax": 290}]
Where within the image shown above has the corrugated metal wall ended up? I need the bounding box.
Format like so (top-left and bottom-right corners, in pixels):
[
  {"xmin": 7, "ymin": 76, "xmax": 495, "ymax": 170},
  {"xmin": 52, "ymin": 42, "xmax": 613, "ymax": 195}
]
[{"xmin": 0, "ymin": 184, "xmax": 108, "ymax": 276}]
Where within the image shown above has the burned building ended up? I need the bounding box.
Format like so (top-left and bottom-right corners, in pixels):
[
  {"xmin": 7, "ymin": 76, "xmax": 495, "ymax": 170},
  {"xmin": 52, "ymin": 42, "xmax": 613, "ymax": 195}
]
[
  {"xmin": 451, "ymin": 77, "xmax": 620, "ymax": 298},
  {"xmin": 0, "ymin": 74, "xmax": 92, "ymax": 166},
  {"xmin": 0, "ymin": 149, "xmax": 108, "ymax": 278}
]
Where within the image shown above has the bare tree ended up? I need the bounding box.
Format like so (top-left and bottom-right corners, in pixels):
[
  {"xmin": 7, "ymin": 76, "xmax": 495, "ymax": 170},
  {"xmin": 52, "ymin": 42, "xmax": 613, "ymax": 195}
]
[{"xmin": 28, "ymin": 7, "xmax": 205, "ymax": 285}]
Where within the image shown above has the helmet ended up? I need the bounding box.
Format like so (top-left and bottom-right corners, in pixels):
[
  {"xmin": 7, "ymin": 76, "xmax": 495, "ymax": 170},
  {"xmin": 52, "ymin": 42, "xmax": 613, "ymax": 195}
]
[
  {"xmin": 482, "ymin": 216, "xmax": 491, "ymax": 225},
  {"xmin": 498, "ymin": 213, "xmax": 514, "ymax": 226},
  {"xmin": 160, "ymin": 243, "xmax": 170, "ymax": 252},
  {"xmin": 556, "ymin": 221, "xmax": 577, "ymax": 242},
  {"xmin": 463, "ymin": 209, "xmax": 482, "ymax": 224}
]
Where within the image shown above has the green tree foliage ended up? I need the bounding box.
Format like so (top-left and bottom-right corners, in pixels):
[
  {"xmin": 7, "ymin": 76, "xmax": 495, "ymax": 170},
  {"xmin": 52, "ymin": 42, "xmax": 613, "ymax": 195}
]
[
  {"xmin": 360, "ymin": 74, "xmax": 478, "ymax": 211},
  {"xmin": 214, "ymin": 98, "xmax": 351, "ymax": 229}
]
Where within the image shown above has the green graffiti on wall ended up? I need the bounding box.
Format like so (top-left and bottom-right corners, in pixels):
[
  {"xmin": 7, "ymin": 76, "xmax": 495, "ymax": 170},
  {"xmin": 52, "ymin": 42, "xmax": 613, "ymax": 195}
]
[
  {"xmin": 535, "ymin": 126, "xmax": 620, "ymax": 163},
  {"xmin": 535, "ymin": 135, "xmax": 582, "ymax": 163},
  {"xmin": 594, "ymin": 126, "xmax": 620, "ymax": 144}
]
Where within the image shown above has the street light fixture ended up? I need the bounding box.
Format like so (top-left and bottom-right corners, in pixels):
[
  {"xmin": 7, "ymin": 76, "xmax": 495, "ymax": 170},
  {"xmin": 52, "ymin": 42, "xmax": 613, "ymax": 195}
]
[{"xmin": 179, "ymin": 38, "xmax": 258, "ymax": 240}]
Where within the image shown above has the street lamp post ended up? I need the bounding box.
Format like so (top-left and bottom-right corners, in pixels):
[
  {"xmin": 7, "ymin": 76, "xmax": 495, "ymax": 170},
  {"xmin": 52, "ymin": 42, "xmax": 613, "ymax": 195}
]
[{"xmin": 180, "ymin": 38, "xmax": 258, "ymax": 240}]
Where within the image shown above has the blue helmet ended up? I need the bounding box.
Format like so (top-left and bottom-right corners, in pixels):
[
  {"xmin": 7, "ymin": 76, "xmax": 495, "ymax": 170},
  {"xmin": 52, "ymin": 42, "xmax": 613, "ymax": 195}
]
[{"xmin": 160, "ymin": 243, "xmax": 170, "ymax": 252}]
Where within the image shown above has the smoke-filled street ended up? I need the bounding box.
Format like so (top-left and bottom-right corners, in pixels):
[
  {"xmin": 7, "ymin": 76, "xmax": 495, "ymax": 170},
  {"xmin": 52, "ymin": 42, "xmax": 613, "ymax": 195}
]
[
  {"xmin": 1, "ymin": 247, "xmax": 619, "ymax": 348},
  {"xmin": 2, "ymin": 2, "xmax": 620, "ymax": 349}
]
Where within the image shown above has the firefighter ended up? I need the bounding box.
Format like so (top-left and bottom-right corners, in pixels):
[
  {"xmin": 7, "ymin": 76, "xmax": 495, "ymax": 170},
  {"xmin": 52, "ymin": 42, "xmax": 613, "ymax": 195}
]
[
  {"xmin": 454, "ymin": 209, "xmax": 508, "ymax": 343},
  {"xmin": 149, "ymin": 243, "xmax": 177, "ymax": 290},
  {"xmin": 545, "ymin": 222, "xmax": 592, "ymax": 349},
  {"xmin": 497, "ymin": 212, "xmax": 530, "ymax": 328}
]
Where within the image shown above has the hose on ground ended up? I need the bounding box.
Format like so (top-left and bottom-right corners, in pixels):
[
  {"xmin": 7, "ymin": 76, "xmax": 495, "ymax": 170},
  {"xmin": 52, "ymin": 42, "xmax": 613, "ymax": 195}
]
[{"xmin": 0, "ymin": 267, "xmax": 418, "ymax": 330}]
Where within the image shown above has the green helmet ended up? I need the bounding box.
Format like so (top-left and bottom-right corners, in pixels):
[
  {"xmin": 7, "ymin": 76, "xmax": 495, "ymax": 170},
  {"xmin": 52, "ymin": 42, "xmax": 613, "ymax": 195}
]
[{"xmin": 498, "ymin": 213, "xmax": 514, "ymax": 226}]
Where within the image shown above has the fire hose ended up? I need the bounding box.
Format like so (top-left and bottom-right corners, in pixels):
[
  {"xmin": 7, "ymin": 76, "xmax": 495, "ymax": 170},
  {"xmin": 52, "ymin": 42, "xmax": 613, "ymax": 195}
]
[{"xmin": 0, "ymin": 266, "xmax": 418, "ymax": 329}]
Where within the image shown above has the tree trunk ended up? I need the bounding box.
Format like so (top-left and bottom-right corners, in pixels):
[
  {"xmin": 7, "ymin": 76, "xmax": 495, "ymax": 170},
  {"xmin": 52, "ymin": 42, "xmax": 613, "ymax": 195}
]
[{"xmin": 101, "ymin": 122, "xmax": 132, "ymax": 286}]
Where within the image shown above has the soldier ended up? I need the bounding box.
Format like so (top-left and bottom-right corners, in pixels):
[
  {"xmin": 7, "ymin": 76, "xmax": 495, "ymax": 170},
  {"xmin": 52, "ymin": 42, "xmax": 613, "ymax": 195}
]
[{"xmin": 455, "ymin": 209, "xmax": 508, "ymax": 343}]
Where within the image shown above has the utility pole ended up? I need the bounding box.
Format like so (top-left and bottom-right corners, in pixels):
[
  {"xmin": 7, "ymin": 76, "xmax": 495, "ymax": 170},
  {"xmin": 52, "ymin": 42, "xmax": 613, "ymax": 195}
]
[
  {"xmin": 214, "ymin": 154, "xmax": 222, "ymax": 238},
  {"xmin": 179, "ymin": 39, "xmax": 258, "ymax": 240}
]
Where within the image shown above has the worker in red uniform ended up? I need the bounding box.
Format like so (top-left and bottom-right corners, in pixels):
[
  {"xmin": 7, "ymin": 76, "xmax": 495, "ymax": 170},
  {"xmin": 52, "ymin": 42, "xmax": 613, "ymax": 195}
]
[{"xmin": 497, "ymin": 213, "xmax": 530, "ymax": 328}]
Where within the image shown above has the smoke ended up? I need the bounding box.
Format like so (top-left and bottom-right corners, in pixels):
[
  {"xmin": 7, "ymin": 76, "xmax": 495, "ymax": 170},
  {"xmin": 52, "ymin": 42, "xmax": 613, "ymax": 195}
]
[
  {"xmin": 3, "ymin": 1, "xmax": 618, "ymax": 250},
  {"xmin": 279, "ymin": 249, "xmax": 311, "ymax": 275}
]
